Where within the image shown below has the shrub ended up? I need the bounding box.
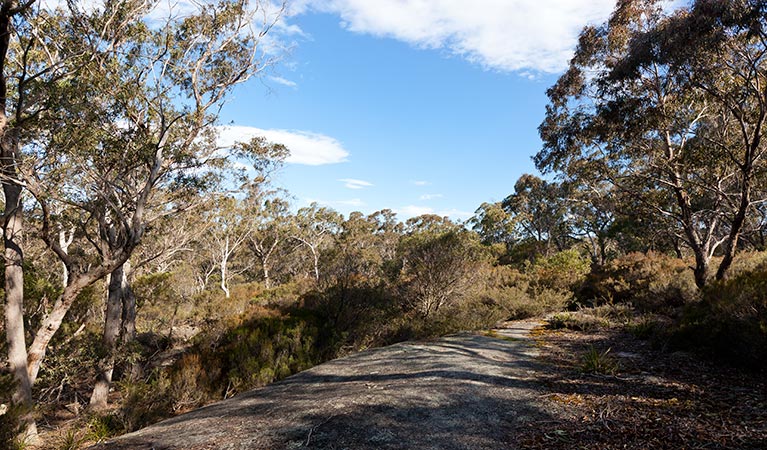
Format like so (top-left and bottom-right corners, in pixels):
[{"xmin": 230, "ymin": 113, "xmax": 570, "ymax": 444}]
[
  {"xmin": 86, "ymin": 413, "xmax": 125, "ymax": 442},
  {"xmin": 580, "ymin": 346, "xmax": 619, "ymax": 374},
  {"xmin": 547, "ymin": 312, "xmax": 608, "ymax": 332},
  {"xmin": 527, "ymin": 248, "xmax": 590, "ymax": 292},
  {"xmin": 480, "ymin": 265, "xmax": 572, "ymax": 321},
  {"xmin": 118, "ymin": 373, "xmax": 173, "ymax": 431},
  {"xmin": 0, "ymin": 373, "xmax": 23, "ymax": 450},
  {"xmin": 671, "ymin": 267, "xmax": 767, "ymax": 370},
  {"xmin": 576, "ymin": 252, "xmax": 698, "ymax": 311},
  {"xmin": 163, "ymin": 311, "xmax": 328, "ymax": 405},
  {"xmin": 397, "ymin": 230, "xmax": 490, "ymax": 318}
]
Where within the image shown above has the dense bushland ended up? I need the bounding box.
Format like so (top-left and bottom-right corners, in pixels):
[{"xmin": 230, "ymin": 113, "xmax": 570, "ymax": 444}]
[
  {"xmin": 4, "ymin": 207, "xmax": 767, "ymax": 448},
  {"xmin": 3, "ymin": 1, "xmax": 767, "ymax": 448}
]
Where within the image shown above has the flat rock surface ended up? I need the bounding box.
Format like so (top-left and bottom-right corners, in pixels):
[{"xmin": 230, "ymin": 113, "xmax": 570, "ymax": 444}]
[{"xmin": 95, "ymin": 321, "xmax": 553, "ymax": 450}]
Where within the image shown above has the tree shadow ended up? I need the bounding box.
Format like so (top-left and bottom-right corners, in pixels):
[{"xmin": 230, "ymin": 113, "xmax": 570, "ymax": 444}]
[{"xmin": 93, "ymin": 333, "xmax": 557, "ymax": 449}]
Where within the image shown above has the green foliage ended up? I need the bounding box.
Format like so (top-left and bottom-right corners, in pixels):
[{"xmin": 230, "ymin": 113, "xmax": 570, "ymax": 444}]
[
  {"xmin": 580, "ymin": 346, "xmax": 619, "ymax": 375},
  {"xmin": 47, "ymin": 413, "xmax": 124, "ymax": 450},
  {"xmin": 53, "ymin": 428, "xmax": 88, "ymax": 450},
  {"xmin": 86, "ymin": 413, "xmax": 125, "ymax": 442},
  {"xmin": 478, "ymin": 254, "xmax": 583, "ymax": 322},
  {"xmin": 398, "ymin": 229, "xmax": 490, "ymax": 317},
  {"xmin": 671, "ymin": 267, "xmax": 767, "ymax": 370},
  {"xmin": 118, "ymin": 373, "xmax": 173, "ymax": 432},
  {"xmin": 191, "ymin": 281, "xmax": 266, "ymax": 325},
  {"xmin": 36, "ymin": 330, "xmax": 101, "ymax": 404},
  {"xmin": 527, "ymin": 248, "xmax": 590, "ymax": 292},
  {"xmin": 627, "ymin": 315, "xmax": 665, "ymax": 340},
  {"xmin": 129, "ymin": 311, "xmax": 324, "ymax": 418},
  {"xmin": 0, "ymin": 374, "xmax": 23, "ymax": 450}
]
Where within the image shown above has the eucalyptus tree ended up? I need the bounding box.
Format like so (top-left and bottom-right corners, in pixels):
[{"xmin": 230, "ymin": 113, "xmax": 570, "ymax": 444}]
[
  {"xmin": 208, "ymin": 194, "xmax": 256, "ymax": 298},
  {"xmin": 537, "ymin": 0, "xmax": 767, "ymax": 288},
  {"xmin": 292, "ymin": 202, "xmax": 342, "ymax": 283},
  {"xmin": 321, "ymin": 211, "xmax": 382, "ymax": 287},
  {"xmin": 502, "ymin": 174, "xmax": 571, "ymax": 258},
  {"xmin": 243, "ymin": 187, "xmax": 292, "ymax": 289},
  {"xmin": 397, "ymin": 224, "xmax": 487, "ymax": 318},
  {"xmin": 2, "ymin": 0, "xmax": 288, "ymax": 421},
  {"xmin": 1, "ymin": 0, "xmax": 77, "ymax": 437},
  {"xmin": 562, "ymin": 177, "xmax": 617, "ymax": 266},
  {"xmin": 469, "ymin": 201, "xmax": 515, "ymax": 247}
]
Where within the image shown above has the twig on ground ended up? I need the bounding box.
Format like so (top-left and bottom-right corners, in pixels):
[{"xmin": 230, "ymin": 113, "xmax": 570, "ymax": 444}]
[{"xmin": 304, "ymin": 414, "xmax": 336, "ymax": 447}]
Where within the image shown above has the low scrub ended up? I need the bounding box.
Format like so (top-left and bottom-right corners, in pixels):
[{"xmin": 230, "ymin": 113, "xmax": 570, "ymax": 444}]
[
  {"xmin": 580, "ymin": 346, "xmax": 619, "ymax": 375},
  {"xmin": 0, "ymin": 373, "xmax": 23, "ymax": 450},
  {"xmin": 547, "ymin": 312, "xmax": 608, "ymax": 332},
  {"xmin": 671, "ymin": 268, "xmax": 767, "ymax": 371},
  {"xmin": 480, "ymin": 264, "xmax": 574, "ymax": 321},
  {"xmin": 576, "ymin": 252, "xmax": 698, "ymax": 312}
]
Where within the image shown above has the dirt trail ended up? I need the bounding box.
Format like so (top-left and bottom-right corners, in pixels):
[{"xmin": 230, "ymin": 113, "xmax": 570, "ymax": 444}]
[{"xmin": 94, "ymin": 321, "xmax": 553, "ymax": 450}]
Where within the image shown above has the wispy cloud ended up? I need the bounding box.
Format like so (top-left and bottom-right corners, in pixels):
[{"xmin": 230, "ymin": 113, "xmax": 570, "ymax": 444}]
[
  {"xmin": 336, "ymin": 198, "xmax": 366, "ymax": 207},
  {"xmin": 419, "ymin": 193, "xmax": 443, "ymax": 201},
  {"xmin": 339, "ymin": 178, "xmax": 373, "ymax": 189},
  {"xmin": 269, "ymin": 76, "xmax": 298, "ymax": 88},
  {"xmin": 412, "ymin": 180, "xmax": 431, "ymax": 186},
  {"xmin": 438, "ymin": 208, "xmax": 474, "ymax": 221},
  {"xmin": 396, "ymin": 205, "xmax": 473, "ymax": 220},
  {"xmin": 396, "ymin": 205, "xmax": 435, "ymax": 218},
  {"xmin": 307, "ymin": 197, "xmax": 366, "ymax": 208},
  {"xmin": 217, "ymin": 125, "xmax": 349, "ymax": 166},
  {"xmin": 300, "ymin": 0, "xmax": 626, "ymax": 73}
]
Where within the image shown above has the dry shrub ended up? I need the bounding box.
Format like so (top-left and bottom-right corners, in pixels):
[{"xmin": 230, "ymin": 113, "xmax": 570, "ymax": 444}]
[
  {"xmin": 577, "ymin": 252, "xmax": 698, "ymax": 311},
  {"xmin": 527, "ymin": 248, "xmax": 591, "ymax": 292},
  {"xmin": 256, "ymin": 278, "xmax": 314, "ymax": 309},
  {"xmin": 119, "ymin": 373, "xmax": 173, "ymax": 431},
  {"xmin": 192, "ymin": 281, "xmax": 266, "ymax": 324},
  {"xmin": 479, "ymin": 264, "xmax": 573, "ymax": 321},
  {"xmin": 672, "ymin": 266, "xmax": 767, "ymax": 370},
  {"xmin": 167, "ymin": 353, "xmax": 215, "ymax": 412},
  {"xmin": 547, "ymin": 312, "xmax": 608, "ymax": 332}
]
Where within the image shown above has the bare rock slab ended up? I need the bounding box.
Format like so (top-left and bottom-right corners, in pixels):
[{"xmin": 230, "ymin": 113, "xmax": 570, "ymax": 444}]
[{"xmin": 94, "ymin": 321, "xmax": 551, "ymax": 450}]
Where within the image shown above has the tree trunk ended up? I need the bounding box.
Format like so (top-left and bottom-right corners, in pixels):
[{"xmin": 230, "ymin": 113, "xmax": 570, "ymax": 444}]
[
  {"xmin": 716, "ymin": 176, "xmax": 751, "ymax": 281},
  {"xmin": 3, "ymin": 181, "xmax": 37, "ymax": 440},
  {"xmin": 58, "ymin": 227, "xmax": 74, "ymax": 287},
  {"xmin": 27, "ymin": 266, "xmax": 110, "ymax": 386},
  {"xmin": 692, "ymin": 248, "xmax": 709, "ymax": 290},
  {"xmin": 262, "ymin": 258, "xmax": 271, "ymax": 289},
  {"xmin": 220, "ymin": 261, "xmax": 230, "ymax": 298},
  {"xmin": 120, "ymin": 262, "xmax": 141, "ymax": 380},
  {"xmin": 89, "ymin": 265, "xmax": 125, "ymax": 410},
  {"xmin": 311, "ymin": 247, "xmax": 320, "ymax": 282},
  {"xmin": 1, "ymin": 6, "xmax": 36, "ymax": 438}
]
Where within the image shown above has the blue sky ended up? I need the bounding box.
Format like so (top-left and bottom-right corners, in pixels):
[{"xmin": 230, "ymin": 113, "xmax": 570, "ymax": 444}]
[{"xmin": 216, "ymin": 0, "xmax": 623, "ymax": 221}]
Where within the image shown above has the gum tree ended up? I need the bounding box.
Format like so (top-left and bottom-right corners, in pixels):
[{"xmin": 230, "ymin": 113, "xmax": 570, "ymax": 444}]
[
  {"xmin": 2, "ymin": 0, "xmax": 289, "ymax": 427},
  {"xmin": 537, "ymin": 0, "xmax": 767, "ymax": 287}
]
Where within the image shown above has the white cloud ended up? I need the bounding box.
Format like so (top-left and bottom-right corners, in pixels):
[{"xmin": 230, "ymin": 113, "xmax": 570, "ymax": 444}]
[
  {"xmin": 300, "ymin": 0, "xmax": 618, "ymax": 73},
  {"xmin": 269, "ymin": 76, "xmax": 298, "ymax": 88},
  {"xmin": 438, "ymin": 209, "xmax": 474, "ymax": 221},
  {"xmin": 419, "ymin": 193, "xmax": 443, "ymax": 201},
  {"xmin": 339, "ymin": 178, "xmax": 373, "ymax": 189},
  {"xmin": 412, "ymin": 180, "xmax": 431, "ymax": 186},
  {"xmin": 335, "ymin": 198, "xmax": 366, "ymax": 207},
  {"xmin": 396, "ymin": 205, "xmax": 473, "ymax": 220},
  {"xmin": 307, "ymin": 197, "xmax": 366, "ymax": 208},
  {"xmin": 217, "ymin": 125, "xmax": 349, "ymax": 165},
  {"xmin": 396, "ymin": 205, "xmax": 435, "ymax": 218}
]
